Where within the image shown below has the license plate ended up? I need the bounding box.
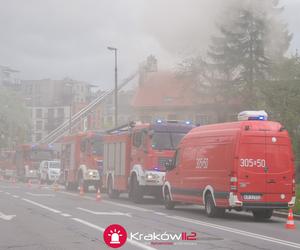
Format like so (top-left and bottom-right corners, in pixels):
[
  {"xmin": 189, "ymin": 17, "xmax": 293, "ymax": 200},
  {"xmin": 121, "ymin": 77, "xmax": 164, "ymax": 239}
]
[{"xmin": 243, "ymin": 194, "xmax": 261, "ymax": 200}]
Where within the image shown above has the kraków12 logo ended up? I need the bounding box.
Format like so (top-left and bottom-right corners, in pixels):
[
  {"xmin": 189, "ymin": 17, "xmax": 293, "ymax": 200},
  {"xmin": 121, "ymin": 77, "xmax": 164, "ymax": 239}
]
[{"xmin": 103, "ymin": 224, "xmax": 127, "ymax": 248}]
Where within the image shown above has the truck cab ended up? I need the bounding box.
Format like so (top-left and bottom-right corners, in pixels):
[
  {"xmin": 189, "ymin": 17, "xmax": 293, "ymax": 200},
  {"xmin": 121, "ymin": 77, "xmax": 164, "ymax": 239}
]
[
  {"xmin": 61, "ymin": 131, "xmax": 104, "ymax": 192},
  {"xmin": 104, "ymin": 120, "xmax": 194, "ymax": 203},
  {"xmin": 15, "ymin": 144, "xmax": 54, "ymax": 182}
]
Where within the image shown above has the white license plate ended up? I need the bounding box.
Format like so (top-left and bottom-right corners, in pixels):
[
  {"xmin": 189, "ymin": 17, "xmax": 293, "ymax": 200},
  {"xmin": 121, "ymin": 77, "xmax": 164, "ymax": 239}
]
[{"xmin": 243, "ymin": 194, "xmax": 261, "ymax": 200}]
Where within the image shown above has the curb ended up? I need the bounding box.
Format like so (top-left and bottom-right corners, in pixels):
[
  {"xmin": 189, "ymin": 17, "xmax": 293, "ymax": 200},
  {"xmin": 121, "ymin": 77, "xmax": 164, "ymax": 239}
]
[{"xmin": 274, "ymin": 211, "xmax": 300, "ymax": 220}]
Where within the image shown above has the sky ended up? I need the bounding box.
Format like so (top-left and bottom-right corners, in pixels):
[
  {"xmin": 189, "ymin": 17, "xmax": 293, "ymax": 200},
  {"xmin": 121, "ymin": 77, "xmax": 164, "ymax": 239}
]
[{"xmin": 0, "ymin": 0, "xmax": 299, "ymax": 90}]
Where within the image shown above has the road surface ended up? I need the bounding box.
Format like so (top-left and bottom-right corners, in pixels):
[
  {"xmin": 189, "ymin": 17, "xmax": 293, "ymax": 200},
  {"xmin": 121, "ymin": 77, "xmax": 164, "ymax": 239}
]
[{"xmin": 0, "ymin": 179, "xmax": 299, "ymax": 250}]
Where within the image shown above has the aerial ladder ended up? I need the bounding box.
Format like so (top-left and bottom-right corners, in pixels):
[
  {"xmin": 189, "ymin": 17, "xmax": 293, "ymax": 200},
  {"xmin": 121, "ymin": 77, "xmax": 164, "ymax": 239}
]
[{"xmin": 39, "ymin": 72, "xmax": 138, "ymax": 145}]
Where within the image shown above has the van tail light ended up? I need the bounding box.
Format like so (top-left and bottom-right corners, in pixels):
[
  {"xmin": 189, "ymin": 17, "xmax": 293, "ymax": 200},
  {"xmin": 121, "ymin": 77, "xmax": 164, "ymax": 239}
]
[
  {"xmin": 292, "ymin": 174, "xmax": 296, "ymax": 196},
  {"xmin": 230, "ymin": 173, "xmax": 238, "ymax": 194}
]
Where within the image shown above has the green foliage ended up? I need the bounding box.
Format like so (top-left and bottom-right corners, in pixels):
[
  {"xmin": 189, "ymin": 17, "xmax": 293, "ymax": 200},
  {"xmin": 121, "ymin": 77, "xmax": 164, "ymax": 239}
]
[
  {"xmin": 0, "ymin": 87, "xmax": 30, "ymax": 148},
  {"xmin": 206, "ymin": 0, "xmax": 291, "ymax": 108},
  {"xmin": 294, "ymin": 184, "xmax": 300, "ymax": 215}
]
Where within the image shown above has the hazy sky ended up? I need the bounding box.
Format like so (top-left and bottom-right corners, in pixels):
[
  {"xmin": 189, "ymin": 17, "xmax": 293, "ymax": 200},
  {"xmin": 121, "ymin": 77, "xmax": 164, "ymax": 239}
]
[{"xmin": 0, "ymin": 0, "xmax": 298, "ymax": 89}]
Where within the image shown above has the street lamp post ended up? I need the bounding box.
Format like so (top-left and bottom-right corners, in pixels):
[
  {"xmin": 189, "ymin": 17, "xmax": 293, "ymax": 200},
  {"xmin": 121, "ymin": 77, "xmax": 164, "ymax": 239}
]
[
  {"xmin": 107, "ymin": 46, "xmax": 118, "ymax": 127},
  {"xmin": 64, "ymin": 83, "xmax": 73, "ymax": 134}
]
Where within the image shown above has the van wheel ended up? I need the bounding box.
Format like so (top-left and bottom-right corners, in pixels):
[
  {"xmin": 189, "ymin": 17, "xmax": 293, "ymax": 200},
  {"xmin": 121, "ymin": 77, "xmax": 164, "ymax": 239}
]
[
  {"xmin": 164, "ymin": 188, "xmax": 175, "ymax": 210},
  {"xmin": 130, "ymin": 175, "xmax": 143, "ymax": 203},
  {"xmin": 252, "ymin": 209, "xmax": 273, "ymax": 221},
  {"xmin": 107, "ymin": 177, "xmax": 119, "ymax": 199},
  {"xmin": 205, "ymin": 193, "xmax": 222, "ymax": 217}
]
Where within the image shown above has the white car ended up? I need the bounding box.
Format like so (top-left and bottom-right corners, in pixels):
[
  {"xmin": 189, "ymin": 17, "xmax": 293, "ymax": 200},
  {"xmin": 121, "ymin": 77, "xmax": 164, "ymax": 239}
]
[{"xmin": 39, "ymin": 160, "xmax": 61, "ymax": 184}]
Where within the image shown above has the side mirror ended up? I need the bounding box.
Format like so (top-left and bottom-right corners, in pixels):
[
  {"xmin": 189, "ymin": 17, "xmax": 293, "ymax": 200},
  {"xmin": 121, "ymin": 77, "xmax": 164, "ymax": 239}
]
[{"xmin": 165, "ymin": 159, "xmax": 175, "ymax": 171}]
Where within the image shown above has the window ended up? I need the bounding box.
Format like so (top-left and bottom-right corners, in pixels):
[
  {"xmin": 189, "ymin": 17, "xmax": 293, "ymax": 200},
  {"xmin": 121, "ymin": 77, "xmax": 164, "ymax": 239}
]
[
  {"xmin": 35, "ymin": 133, "xmax": 42, "ymax": 142},
  {"xmin": 133, "ymin": 132, "xmax": 142, "ymax": 147},
  {"xmin": 36, "ymin": 120, "xmax": 43, "ymax": 130},
  {"xmin": 57, "ymin": 108, "xmax": 64, "ymax": 118},
  {"xmin": 36, "ymin": 109, "xmax": 42, "ymax": 118}
]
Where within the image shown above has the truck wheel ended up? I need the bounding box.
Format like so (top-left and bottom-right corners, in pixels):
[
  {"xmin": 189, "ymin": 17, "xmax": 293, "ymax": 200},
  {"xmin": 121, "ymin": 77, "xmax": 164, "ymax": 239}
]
[
  {"xmin": 130, "ymin": 175, "xmax": 143, "ymax": 203},
  {"xmin": 252, "ymin": 209, "xmax": 273, "ymax": 221},
  {"xmin": 164, "ymin": 188, "xmax": 175, "ymax": 210},
  {"xmin": 107, "ymin": 177, "xmax": 119, "ymax": 199},
  {"xmin": 205, "ymin": 193, "xmax": 219, "ymax": 217}
]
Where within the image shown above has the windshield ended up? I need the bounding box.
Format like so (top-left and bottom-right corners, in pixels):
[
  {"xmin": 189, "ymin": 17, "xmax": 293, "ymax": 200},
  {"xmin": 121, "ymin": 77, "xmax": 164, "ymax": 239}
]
[
  {"xmin": 30, "ymin": 150, "xmax": 53, "ymax": 161},
  {"xmin": 49, "ymin": 162, "xmax": 60, "ymax": 169},
  {"xmin": 151, "ymin": 132, "xmax": 186, "ymax": 150},
  {"xmin": 91, "ymin": 140, "xmax": 104, "ymax": 156}
]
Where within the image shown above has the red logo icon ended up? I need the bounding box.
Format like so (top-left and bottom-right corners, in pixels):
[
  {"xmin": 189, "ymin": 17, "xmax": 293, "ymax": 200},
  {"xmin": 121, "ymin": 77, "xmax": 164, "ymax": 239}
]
[{"xmin": 103, "ymin": 224, "xmax": 127, "ymax": 248}]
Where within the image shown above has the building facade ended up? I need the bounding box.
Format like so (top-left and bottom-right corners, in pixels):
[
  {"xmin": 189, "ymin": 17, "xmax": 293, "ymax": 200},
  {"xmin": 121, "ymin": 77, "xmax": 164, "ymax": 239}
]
[{"xmin": 21, "ymin": 78, "xmax": 92, "ymax": 142}]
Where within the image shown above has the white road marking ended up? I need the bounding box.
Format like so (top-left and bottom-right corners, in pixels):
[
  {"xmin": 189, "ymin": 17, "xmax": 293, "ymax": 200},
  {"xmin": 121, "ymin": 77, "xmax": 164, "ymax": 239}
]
[
  {"xmin": 59, "ymin": 190, "xmax": 153, "ymax": 212},
  {"xmin": 22, "ymin": 198, "xmax": 61, "ymax": 214},
  {"xmin": 154, "ymin": 212, "xmax": 167, "ymax": 216},
  {"xmin": 103, "ymin": 200, "xmax": 153, "ymax": 212},
  {"xmin": 72, "ymin": 218, "xmax": 157, "ymax": 250},
  {"xmin": 12, "ymin": 195, "xmax": 19, "ymax": 198},
  {"xmin": 77, "ymin": 207, "xmax": 131, "ymax": 217},
  {"xmin": 167, "ymin": 215, "xmax": 300, "ymax": 249},
  {"xmin": 26, "ymin": 192, "xmax": 55, "ymax": 197},
  {"xmin": 61, "ymin": 213, "xmax": 71, "ymax": 217},
  {"xmin": 0, "ymin": 211, "xmax": 16, "ymax": 221},
  {"xmin": 5, "ymin": 192, "xmax": 10, "ymax": 195}
]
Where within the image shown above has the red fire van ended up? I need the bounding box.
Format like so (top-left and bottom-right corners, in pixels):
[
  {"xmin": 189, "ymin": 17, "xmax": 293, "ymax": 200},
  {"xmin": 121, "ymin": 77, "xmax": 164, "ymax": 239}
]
[{"xmin": 163, "ymin": 111, "xmax": 296, "ymax": 220}]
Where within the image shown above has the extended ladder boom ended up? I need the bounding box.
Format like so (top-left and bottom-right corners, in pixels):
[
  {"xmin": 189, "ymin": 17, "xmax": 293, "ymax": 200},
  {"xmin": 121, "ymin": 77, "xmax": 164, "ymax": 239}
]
[{"xmin": 39, "ymin": 72, "xmax": 138, "ymax": 144}]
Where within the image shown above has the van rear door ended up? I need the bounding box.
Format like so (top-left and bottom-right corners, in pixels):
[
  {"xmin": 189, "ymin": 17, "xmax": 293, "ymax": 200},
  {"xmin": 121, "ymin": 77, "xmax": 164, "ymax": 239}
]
[
  {"xmin": 265, "ymin": 132, "xmax": 293, "ymax": 198},
  {"xmin": 238, "ymin": 132, "xmax": 267, "ymax": 202}
]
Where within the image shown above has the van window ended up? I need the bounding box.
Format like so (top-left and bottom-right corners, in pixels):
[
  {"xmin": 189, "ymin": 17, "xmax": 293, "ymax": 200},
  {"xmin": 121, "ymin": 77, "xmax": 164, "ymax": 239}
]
[{"xmin": 174, "ymin": 149, "xmax": 181, "ymax": 166}]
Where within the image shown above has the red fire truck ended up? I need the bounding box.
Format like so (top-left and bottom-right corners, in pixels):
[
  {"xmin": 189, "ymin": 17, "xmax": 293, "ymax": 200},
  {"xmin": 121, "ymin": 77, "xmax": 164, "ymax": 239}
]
[
  {"xmin": 0, "ymin": 150, "xmax": 16, "ymax": 179},
  {"xmin": 103, "ymin": 120, "xmax": 194, "ymax": 203},
  {"xmin": 163, "ymin": 111, "xmax": 296, "ymax": 220},
  {"xmin": 60, "ymin": 131, "xmax": 104, "ymax": 192},
  {"xmin": 16, "ymin": 144, "xmax": 54, "ymax": 182}
]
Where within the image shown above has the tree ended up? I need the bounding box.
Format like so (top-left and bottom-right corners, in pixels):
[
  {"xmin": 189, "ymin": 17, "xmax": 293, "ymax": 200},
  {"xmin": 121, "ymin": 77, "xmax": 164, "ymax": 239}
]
[
  {"xmin": 259, "ymin": 53, "xmax": 300, "ymax": 160},
  {"xmin": 0, "ymin": 87, "xmax": 30, "ymax": 149},
  {"xmin": 207, "ymin": 0, "xmax": 292, "ymax": 108}
]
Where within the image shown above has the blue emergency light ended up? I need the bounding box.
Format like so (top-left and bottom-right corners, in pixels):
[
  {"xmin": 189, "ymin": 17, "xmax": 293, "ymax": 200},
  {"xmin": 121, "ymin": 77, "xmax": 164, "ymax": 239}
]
[{"xmin": 238, "ymin": 111, "xmax": 268, "ymax": 121}]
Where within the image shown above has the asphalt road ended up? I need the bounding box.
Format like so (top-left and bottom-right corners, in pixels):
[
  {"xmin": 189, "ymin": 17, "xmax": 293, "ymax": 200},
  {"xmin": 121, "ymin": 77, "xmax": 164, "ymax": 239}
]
[{"xmin": 0, "ymin": 179, "xmax": 299, "ymax": 250}]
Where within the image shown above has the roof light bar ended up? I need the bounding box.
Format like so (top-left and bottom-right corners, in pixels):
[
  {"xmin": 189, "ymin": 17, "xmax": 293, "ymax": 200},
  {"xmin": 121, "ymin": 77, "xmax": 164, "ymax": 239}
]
[{"xmin": 238, "ymin": 110, "xmax": 268, "ymax": 121}]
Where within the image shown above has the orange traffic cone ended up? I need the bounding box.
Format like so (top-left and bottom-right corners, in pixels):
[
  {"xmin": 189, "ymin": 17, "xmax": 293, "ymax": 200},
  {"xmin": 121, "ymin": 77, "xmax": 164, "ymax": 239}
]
[
  {"xmin": 79, "ymin": 184, "xmax": 84, "ymax": 196},
  {"xmin": 96, "ymin": 188, "xmax": 101, "ymax": 201},
  {"xmin": 27, "ymin": 179, "xmax": 32, "ymax": 188},
  {"xmin": 285, "ymin": 208, "xmax": 296, "ymax": 229}
]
